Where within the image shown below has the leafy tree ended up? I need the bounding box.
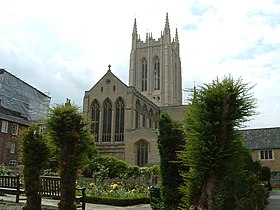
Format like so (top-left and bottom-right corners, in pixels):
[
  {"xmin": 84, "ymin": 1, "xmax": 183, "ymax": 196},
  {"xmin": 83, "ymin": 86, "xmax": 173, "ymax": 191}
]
[
  {"xmin": 83, "ymin": 155, "xmax": 128, "ymax": 179},
  {"xmin": 20, "ymin": 124, "xmax": 49, "ymax": 210},
  {"xmin": 158, "ymin": 112, "xmax": 185, "ymax": 210},
  {"xmin": 47, "ymin": 100, "xmax": 95, "ymax": 210},
  {"xmin": 179, "ymin": 76, "xmax": 256, "ymax": 209}
]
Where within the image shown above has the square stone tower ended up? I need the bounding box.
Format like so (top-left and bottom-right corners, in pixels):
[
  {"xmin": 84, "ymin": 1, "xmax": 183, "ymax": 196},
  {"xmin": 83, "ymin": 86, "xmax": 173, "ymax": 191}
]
[{"xmin": 129, "ymin": 13, "xmax": 182, "ymax": 107}]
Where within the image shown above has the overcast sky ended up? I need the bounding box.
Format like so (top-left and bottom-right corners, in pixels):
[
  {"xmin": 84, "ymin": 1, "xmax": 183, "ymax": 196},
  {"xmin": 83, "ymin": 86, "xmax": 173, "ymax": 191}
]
[{"xmin": 1, "ymin": 0, "xmax": 280, "ymax": 129}]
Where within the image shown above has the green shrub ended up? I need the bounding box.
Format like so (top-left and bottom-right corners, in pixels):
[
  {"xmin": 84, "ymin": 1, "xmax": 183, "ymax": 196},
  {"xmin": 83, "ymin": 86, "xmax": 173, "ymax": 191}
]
[
  {"xmin": 261, "ymin": 166, "xmax": 272, "ymax": 191},
  {"xmin": 83, "ymin": 156, "xmax": 128, "ymax": 179},
  {"xmin": 158, "ymin": 113, "xmax": 184, "ymax": 210},
  {"xmin": 20, "ymin": 124, "xmax": 49, "ymax": 210},
  {"xmin": 0, "ymin": 164, "xmax": 12, "ymax": 175}
]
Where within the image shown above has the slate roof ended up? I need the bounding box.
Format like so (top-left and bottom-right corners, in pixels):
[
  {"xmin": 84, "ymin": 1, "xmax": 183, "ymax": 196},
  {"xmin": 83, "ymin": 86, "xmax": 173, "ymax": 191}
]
[{"xmin": 241, "ymin": 127, "xmax": 280, "ymax": 150}]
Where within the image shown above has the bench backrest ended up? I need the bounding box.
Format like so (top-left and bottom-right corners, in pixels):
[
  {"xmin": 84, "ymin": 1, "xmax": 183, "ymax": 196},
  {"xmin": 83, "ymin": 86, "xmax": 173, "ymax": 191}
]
[
  {"xmin": 40, "ymin": 176, "xmax": 61, "ymax": 198},
  {"xmin": 0, "ymin": 175, "xmax": 20, "ymax": 189}
]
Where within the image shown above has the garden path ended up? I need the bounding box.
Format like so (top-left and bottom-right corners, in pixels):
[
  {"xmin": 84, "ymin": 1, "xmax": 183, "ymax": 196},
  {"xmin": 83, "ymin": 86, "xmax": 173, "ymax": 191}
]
[
  {"xmin": 266, "ymin": 190, "xmax": 280, "ymax": 210},
  {"xmin": 0, "ymin": 194, "xmax": 152, "ymax": 210}
]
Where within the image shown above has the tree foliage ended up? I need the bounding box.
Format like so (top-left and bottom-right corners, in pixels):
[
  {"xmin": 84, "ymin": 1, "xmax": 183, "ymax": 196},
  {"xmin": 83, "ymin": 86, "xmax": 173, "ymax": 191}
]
[
  {"xmin": 20, "ymin": 124, "xmax": 49, "ymax": 210},
  {"xmin": 47, "ymin": 101, "xmax": 95, "ymax": 210},
  {"xmin": 179, "ymin": 76, "xmax": 257, "ymax": 209},
  {"xmin": 157, "ymin": 112, "xmax": 185, "ymax": 210}
]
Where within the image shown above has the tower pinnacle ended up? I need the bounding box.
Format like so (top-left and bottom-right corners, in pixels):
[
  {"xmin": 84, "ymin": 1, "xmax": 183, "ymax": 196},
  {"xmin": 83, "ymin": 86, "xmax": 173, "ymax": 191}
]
[
  {"xmin": 175, "ymin": 28, "xmax": 179, "ymax": 42},
  {"xmin": 164, "ymin": 12, "xmax": 170, "ymax": 31},
  {"xmin": 133, "ymin": 18, "xmax": 137, "ymax": 36},
  {"xmin": 163, "ymin": 12, "xmax": 171, "ymax": 42}
]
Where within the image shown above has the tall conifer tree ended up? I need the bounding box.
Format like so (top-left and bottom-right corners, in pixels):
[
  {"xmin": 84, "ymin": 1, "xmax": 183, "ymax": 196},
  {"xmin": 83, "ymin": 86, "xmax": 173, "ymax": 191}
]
[
  {"xmin": 47, "ymin": 100, "xmax": 95, "ymax": 210},
  {"xmin": 180, "ymin": 76, "xmax": 256, "ymax": 209},
  {"xmin": 158, "ymin": 113, "xmax": 185, "ymax": 210}
]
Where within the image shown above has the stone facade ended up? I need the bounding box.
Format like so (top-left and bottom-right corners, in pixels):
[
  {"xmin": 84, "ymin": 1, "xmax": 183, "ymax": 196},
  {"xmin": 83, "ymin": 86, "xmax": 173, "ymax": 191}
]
[
  {"xmin": 129, "ymin": 13, "xmax": 182, "ymax": 107},
  {"xmin": 241, "ymin": 127, "xmax": 280, "ymax": 186},
  {"xmin": 83, "ymin": 14, "xmax": 183, "ymax": 166},
  {"xmin": 83, "ymin": 69, "xmax": 160, "ymax": 166}
]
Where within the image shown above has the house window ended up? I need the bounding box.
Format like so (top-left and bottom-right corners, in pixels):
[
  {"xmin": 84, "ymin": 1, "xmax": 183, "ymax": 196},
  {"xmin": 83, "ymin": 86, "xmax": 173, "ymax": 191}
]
[
  {"xmin": 1, "ymin": 121, "xmax": 8, "ymax": 133},
  {"xmin": 115, "ymin": 98, "xmax": 125, "ymax": 142},
  {"xmin": 135, "ymin": 140, "xmax": 149, "ymax": 167},
  {"xmin": 102, "ymin": 99, "xmax": 112, "ymax": 143},
  {"xmin": 9, "ymin": 160, "xmax": 18, "ymax": 167},
  {"xmin": 91, "ymin": 100, "xmax": 100, "ymax": 142},
  {"xmin": 260, "ymin": 150, "xmax": 273, "ymax": 160},
  {"xmin": 10, "ymin": 142, "xmax": 16, "ymax": 154},
  {"xmin": 12, "ymin": 123, "xmax": 19, "ymax": 135},
  {"xmin": 141, "ymin": 59, "xmax": 147, "ymax": 91}
]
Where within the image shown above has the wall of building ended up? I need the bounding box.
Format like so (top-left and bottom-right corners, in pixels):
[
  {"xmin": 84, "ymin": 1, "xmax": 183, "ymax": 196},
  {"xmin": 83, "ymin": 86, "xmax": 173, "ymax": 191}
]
[
  {"xmin": 251, "ymin": 149, "xmax": 280, "ymax": 171},
  {"xmin": 0, "ymin": 118, "xmax": 28, "ymax": 167}
]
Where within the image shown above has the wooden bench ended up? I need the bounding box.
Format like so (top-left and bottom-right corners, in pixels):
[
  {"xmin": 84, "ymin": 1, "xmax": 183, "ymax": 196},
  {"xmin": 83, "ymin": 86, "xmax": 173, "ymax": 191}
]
[
  {"xmin": 0, "ymin": 174, "xmax": 24, "ymax": 203},
  {"xmin": 40, "ymin": 176, "xmax": 86, "ymax": 210}
]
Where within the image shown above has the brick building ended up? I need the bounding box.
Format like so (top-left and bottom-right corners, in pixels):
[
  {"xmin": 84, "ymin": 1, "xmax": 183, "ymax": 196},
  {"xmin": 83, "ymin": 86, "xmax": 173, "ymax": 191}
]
[{"xmin": 0, "ymin": 69, "xmax": 50, "ymax": 168}]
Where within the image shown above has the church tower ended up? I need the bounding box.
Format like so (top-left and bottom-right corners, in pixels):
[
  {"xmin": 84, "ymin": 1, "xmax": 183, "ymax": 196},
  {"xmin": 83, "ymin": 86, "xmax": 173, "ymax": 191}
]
[{"xmin": 129, "ymin": 13, "xmax": 182, "ymax": 107}]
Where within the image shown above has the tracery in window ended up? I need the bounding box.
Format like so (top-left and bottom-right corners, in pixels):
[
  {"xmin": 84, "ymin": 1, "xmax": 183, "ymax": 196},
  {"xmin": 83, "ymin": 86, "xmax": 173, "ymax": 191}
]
[
  {"xmin": 149, "ymin": 109, "xmax": 153, "ymax": 128},
  {"xmin": 142, "ymin": 105, "xmax": 147, "ymax": 127},
  {"xmin": 115, "ymin": 98, "xmax": 125, "ymax": 142},
  {"xmin": 141, "ymin": 58, "xmax": 148, "ymax": 91},
  {"xmin": 91, "ymin": 99, "xmax": 100, "ymax": 142},
  {"xmin": 154, "ymin": 57, "xmax": 160, "ymax": 90},
  {"xmin": 135, "ymin": 139, "xmax": 149, "ymax": 167},
  {"xmin": 135, "ymin": 100, "xmax": 140, "ymax": 128},
  {"xmin": 102, "ymin": 98, "xmax": 112, "ymax": 143}
]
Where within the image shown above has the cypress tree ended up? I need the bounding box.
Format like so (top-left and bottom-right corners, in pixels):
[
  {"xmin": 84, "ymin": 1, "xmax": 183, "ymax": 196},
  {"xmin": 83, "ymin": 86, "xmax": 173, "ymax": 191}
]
[
  {"xmin": 179, "ymin": 76, "xmax": 256, "ymax": 209},
  {"xmin": 158, "ymin": 112, "xmax": 185, "ymax": 210},
  {"xmin": 47, "ymin": 100, "xmax": 95, "ymax": 210},
  {"xmin": 20, "ymin": 124, "xmax": 49, "ymax": 210}
]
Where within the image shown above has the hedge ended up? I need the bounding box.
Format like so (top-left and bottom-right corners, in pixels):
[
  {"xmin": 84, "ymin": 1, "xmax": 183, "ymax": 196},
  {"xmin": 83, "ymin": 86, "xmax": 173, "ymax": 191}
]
[{"xmin": 85, "ymin": 195, "xmax": 150, "ymax": 206}]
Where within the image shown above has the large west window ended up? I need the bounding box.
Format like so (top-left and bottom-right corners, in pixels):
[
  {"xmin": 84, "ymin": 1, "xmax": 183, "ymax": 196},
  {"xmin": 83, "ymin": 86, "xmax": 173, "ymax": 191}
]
[
  {"xmin": 115, "ymin": 98, "xmax": 125, "ymax": 142},
  {"xmin": 91, "ymin": 100, "xmax": 100, "ymax": 142},
  {"xmin": 154, "ymin": 57, "xmax": 160, "ymax": 90},
  {"xmin": 141, "ymin": 59, "xmax": 148, "ymax": 91},
  {"xmin": 135, "ymin": 140, "xmax": 148, "ymax": 167},
  {"xmin": 102, "ymin": 99, "xmax": 112, "ymax": 143},
  {"xmin": 260, "ymin": 150, "xmax": 273, "ymax": 160}
]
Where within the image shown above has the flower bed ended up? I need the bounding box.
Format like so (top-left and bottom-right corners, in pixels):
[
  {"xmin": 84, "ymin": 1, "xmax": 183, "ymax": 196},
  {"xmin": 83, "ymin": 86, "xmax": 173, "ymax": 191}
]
[{"xmin": 78, "ymin": 179, "xmax": 150, "ymax": 205}]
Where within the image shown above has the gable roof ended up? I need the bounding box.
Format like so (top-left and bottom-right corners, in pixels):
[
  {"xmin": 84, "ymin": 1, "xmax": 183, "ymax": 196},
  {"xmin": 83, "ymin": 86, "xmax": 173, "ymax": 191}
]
[
  {"xmin": 241, "ymin": 127, "xmax": 280, "ymax": 149},
  {"xmin": 85, "ymin": 68, "xmax": 159, "ymax": 110},
  {"xmin": 86, "ymin": 69, "xmax": 128, "ymax": 93}
]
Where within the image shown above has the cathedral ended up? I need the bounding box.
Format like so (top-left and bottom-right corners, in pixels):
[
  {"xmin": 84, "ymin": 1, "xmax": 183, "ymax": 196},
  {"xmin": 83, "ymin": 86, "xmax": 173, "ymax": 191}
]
[{"xmin": 83, "ymin": 14, "xmax": 186, "ymax": 166}]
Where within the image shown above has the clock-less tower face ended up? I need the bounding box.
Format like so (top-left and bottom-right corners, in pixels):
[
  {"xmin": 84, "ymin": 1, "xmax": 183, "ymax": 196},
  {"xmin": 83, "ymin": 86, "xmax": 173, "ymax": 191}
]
[{"xmin": 129, "ymin": 14, "xmax": 182, "ymax": 107}]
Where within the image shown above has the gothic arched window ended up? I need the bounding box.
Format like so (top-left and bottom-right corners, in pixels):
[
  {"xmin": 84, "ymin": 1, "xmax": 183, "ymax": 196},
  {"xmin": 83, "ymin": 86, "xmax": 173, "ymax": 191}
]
[
  {"xmin": 115, "ymin": 98, "xmax": 125, "ymax": 142},
  {"xmin": 102, "ymin": 98, "xmax": 112, "ymax": 143},
  {"xmin": 91, "ymin": 99, "xmax": 100, "ymax": 142},
  {"xmin": 149, "ymin": 109, "xmax": 153, "ymax": 128},
  {"xmin": 135, "ymin": 100, "xmax": 140, "ymax": 128},
  {"xmin": 135, "ymin": 140, "xmax": 149, "ymax": 167},
  {"xmin": 143, "ymin": 105, "xmax": 147, "ymax": 127},
  {"xmin": 154, "ymin": 57, "xmax": 160, "ymax": 90},
  {"xmin": 142, "ymin": 58, "xmax": 148, "ymax": 91}
]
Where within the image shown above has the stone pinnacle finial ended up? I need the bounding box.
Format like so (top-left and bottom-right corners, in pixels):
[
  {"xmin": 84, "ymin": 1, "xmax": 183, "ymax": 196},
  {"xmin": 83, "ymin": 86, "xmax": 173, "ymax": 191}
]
[{"xmin": 108, "ymin": 64, "xmax": 111, "ymax": 71}]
